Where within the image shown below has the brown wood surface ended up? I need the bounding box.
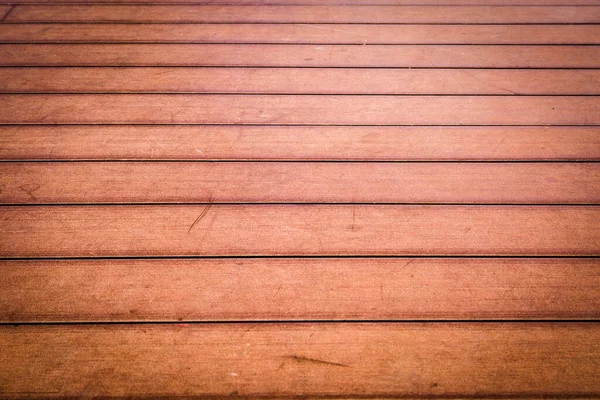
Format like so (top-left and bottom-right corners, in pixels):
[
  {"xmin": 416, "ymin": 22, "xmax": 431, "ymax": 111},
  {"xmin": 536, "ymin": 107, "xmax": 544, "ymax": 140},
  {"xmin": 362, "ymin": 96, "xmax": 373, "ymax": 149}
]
[
  {"xmin": 2, "ymin": 44, "xmax": 599, "ymax": 67},
  {"xmin": 1, "ymin": 94, "xmax": 598, "ymax": 125},
  {"xmin": 1, "ymin": 323, "xmax": 599, "ymax": 397},
  {"xmin": 1, "ymin": 126, "xmax": 598, "ymax": 161},
  {"xmin": 1, "ymin": 162, "xmax": 598, "ymax": 204},
  {"xmin": 6, "ymin": 5, "xmax": 600, "ymax": 23},
  {"xmin": 2, "ymin": 24, "xmax": 600, "ymax": 44},
  {"xmin": 3, "ymin": 0, "xmax": 599, "ymax": 4},
  {"xmin": 3, "ymin": 67, "xmax": 600, "ymax": 94},
  {"xmin": 1, "ymin": 205, "xmax": 598, "ymax": 257},
  {"xmin": 0, "ymin": 5, "xmax": 10, "ymax": 20},
  {"xmin": 1, "ymin": 258, "xmax": 599, "ymax": 322}
]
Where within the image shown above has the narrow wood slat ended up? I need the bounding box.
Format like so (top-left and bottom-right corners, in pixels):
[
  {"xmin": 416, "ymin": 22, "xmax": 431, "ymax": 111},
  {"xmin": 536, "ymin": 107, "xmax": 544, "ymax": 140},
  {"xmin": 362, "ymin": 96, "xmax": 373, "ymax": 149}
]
[
  {"xmin": 3, "ymin": 0, "xmax": 600, "ymax": 4},
  {"xmin": 1, "ymin": 162, "xmax": 598, "ymax": 204},
  {"xmin": 3, "ymin": 68, "xmax": 600, "ymax": 95},
  {"xmin": 1, "ymin": 323, "xmax": 599, "ymax": 397},
  {"xmin": 2, "ymin": 44, "xmax": 599, "ymax": 68},
  {"xmin": 3, "ymin": 24, "xmax": 600, "ymax": 45},
  {"xmin": 6, "ymin": 5, "xmax": 600, "ymax": 23},
  {"xmin": 2, "ymin": 258, "xmax": 599, "ymax": 322},
  {"xmin": 1, "ymin": 205, "xmax": 598, "ymax": 257},
  {"xmin": 1, "ymin": 95, "xmax": 598, "ymax": 125},
  {"xmin": 1, "ymin": 126, "xmax": 598, "ymax": 161}
]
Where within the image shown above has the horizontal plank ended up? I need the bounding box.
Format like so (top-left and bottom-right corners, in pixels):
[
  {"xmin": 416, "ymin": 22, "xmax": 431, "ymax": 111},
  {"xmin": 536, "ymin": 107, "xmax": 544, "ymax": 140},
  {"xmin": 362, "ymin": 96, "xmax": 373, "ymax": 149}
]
[
  {"xmin": 1, "ymin": 126, "xmax": 598, "ymax": 161},
  {"xmin": 2, "ymin": 68, "xmax": 600, "ymax": 95},
  {"xmin": 6, "ymin": 5, "xmax": 600, "ymax": 23},
  {"xmin": 2, "ymin": 258, "xmax": 599, "ymax": 322},
  {"xmin": 1, "ymin": 205, "xmax": 598, "ymax": 257},
  {"xmin": 1, "ymin": 95, "xmax": 598, "ymax": 125},
  {"xmin": 3, "ymin": 0, "xmax": 600, "ymax": 4},
  {"xmin": 2, "ymin": 44, "xmax": 599, "ymax": 68},
  {"xmin": 1, "ymin": 323, "xmax": 599, "ymax": 397},
  {"xmin": 3, "ymin": 24, "xmax": 600, "ymax": 44},
  {"xmin": 1, "ymin": 162, "xmax": 598, "ymax": 204}
]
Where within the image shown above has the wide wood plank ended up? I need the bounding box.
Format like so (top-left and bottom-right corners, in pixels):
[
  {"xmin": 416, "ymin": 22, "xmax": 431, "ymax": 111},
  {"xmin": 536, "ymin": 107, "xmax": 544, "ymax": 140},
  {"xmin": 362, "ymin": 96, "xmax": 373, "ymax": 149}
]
[
  {"xmin": 2, "ymin": 44, "xmax": 599, "ymax": 68},
  {"xmin": 2, "ymin": 258, "xmax": 599, "ymax": 322},
  {"xmin": 1, "ymin": 205, "xmax": 598, "ymax": 257},
  {"xmin": 2, "ymin": 24, "xmax": 600, "ymax": 44},
  {"xmin": 6, "ymin": 5, "xmax": 600, "ymax": 23},
  {"xmin": 3, "ymin": 68, "xmax": 599, "ymax": 95},
  {"xmin": 1, "ymin": 162, "xmax": 598, "ymax": 204},
  {"xmin": 1, "ymin": 95, "xmax": 598, "ymax": 125},
  {"xmin": 1, "ymin": 323, "xmax": 599, "ymax": 397},
  {"xmin": 1, "ymin": 126, "xmax": 598, "ymax": 161}
]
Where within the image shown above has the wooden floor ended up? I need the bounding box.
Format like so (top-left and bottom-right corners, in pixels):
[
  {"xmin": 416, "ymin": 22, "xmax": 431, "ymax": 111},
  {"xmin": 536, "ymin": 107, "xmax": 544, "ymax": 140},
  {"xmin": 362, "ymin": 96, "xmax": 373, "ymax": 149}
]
[{"xmin": 1, "ymin": 0, "xmax": 599, "ymax": 397}]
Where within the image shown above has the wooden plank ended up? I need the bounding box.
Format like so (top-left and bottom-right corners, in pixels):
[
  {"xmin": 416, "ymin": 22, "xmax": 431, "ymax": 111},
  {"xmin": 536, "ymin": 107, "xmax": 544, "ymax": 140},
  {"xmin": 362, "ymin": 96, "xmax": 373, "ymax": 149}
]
[
  {"xmin": 2, "ymin": 258, "xmax": 599, "ymax": 322},
  {"xmin": 6, "ymin": 5, "xmax": 600, "ymax": 23},
  {"xmin": 3, "ymin": 0, "xmax": 600, "ymax": 4},
  {"xmin": 1, "ymin": 126, "xmax": 598, "ymax": 161},
  {"xmin": 0, "ymin": 205, "xmax": 598, "ymax": 257},
  {"xmin": 1, "ymin": 323, "xmax": 599, "ymax": 397},
  {"xmin": 2, "ymin": 44, "xmax": 599, "ymax": 68},
  {"xmin": 1, "ymin": 94, "xmax": 598, "ymax": 125},
  {"xmin": 3, "ymin": 24, "xmax": 600, "ymax": 45},
  {"xmin": 3, "ymin": 68, "xmax": 600, "ymax": 95},
  {"xmin": 1, "ymin": 162, "xmax": 598, "ymax": 204}
]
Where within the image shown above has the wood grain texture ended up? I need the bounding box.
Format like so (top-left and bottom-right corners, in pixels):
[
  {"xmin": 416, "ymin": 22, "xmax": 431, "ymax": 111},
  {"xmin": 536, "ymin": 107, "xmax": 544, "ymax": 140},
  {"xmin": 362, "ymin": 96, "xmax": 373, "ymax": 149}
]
[
  {"xmin": 3, "ymin": 68, "xmax": 600, "ymax": 94},
  {"xmin": 1, "ymin": 126, "xmax": 598, "ymax": 161},
  {"xmin": 6, "ymin": 5, "xmax": 600, "ymax": 23},
  {"xmin": 3, "ymin": 24, "xmax": 600, "ymax": 44},
  {"xmin": 0, "ymin": 205, "xmax": 598, "ymax": 257},
  {"xmin": 2, "ymin": 44, "xmax": 599, "ymax": 67},
  {"xmin": 1, "ymin": 323, "xmax": 599, "ymax": 397},
  {"xmin": 1, "ymin": 162, "xmax": 598, "ymax": 204},
  {"xmin": 2, "ymin": 258, "xmax": 599, "ymax": 322},
  {"xmin": 3, "ymin": 0, "xmax": 599, "ymax": 4},
  {"xmin": 1, "ymin": 94, "xmax": 598, "ymax": 125}
]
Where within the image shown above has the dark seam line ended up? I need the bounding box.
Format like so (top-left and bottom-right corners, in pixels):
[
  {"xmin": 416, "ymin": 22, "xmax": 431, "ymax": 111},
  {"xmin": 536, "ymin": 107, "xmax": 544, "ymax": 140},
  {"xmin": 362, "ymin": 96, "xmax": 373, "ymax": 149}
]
[
  {"xmin": 3, "ymin": 41, "xmax": 600, "ymax": 45},
  {"xmin": 2, "ymin": 66, "xmax": 600, "ymax": 70},
  {"xmin": 1, "ymin": 255, "xmax": 599, "ymax": 260},
  {"xmin": 3, "ymin": 21, "xmax": 600, "ymax": 25},
  {"xmin": 2, "ymin": 92, "xmax": 600, "ymax": 96},
  {"xmin": 2, "ymin": 123, "xmax": 600, "ymax": 127},
  {"xmin": 1, "ymin": 255, "xmax": 598, "ymax": 261},
  {"xmin": 3, "ymin": 320, "xmax": 600, "ymax": 326},
  {"xmin": 1, "ymin": 202, "xmax": 599, "ymax": 206},
  {"xmin": 1, "ymin": 160, "xmax": 598, "ymax": 163}
]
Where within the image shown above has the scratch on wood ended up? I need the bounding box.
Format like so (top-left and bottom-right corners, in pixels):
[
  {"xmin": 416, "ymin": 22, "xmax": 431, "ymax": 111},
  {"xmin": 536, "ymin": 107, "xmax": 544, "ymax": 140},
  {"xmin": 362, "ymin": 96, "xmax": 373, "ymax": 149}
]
[
  {"xmin": 285, "ymin": 355, "xmax": 350, "ymax": 368},
  {"xmin": 187, "ymin": 202, "xmax": 213, "ymax": 233},
  {"xmin": 1, "ymin": 6, "xmax": 14, "ymax": 22},
  {"xmin": 19, "ymin": 184, "xmax": 40, "ymax": 201}
]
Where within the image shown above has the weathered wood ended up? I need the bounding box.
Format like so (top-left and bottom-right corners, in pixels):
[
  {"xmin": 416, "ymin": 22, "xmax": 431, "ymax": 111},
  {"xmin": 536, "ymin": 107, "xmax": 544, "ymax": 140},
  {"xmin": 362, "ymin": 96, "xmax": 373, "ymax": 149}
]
[
  {"xmin": 1, "ymin": 94, "xmax": 598, "ymax": 125},
  {"xmin": 2, "ymin": 44, "xmax": 599, "ymax": 67},
  {"xmin": 1, "ymin": 126, "xmax": 598, "ymax": 161},
  {"xmin": 0, "ymin": 5, "xmax": 11, "ymax": 20},
  {"xmin": 3, "ymin": 0, "xmax": 599, "ymax": 4},
  {"xmin": 1, "ymin": 205, "xmax": 598, "ymax": 257},
  {"xmin": 2, "ymin": 258, "xmax": 599, "ymax": 322},
  {"xmin": 6, "ymin": 5, "xmax": 600, "ymax": 23},
  {"xmin": 3, "ymin": 68, "xmax": 600, "ymax": 94},
  {"xmin": 1, "ymin": 323, "xmax": 599, "ymax": 397},
  {"xmin": 1, "ymin": 162, "xmax": 598, "ymax": 204},
  {"xmin": 2, "ymin": 24, "xmax": 600, "ymax": 44}
]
